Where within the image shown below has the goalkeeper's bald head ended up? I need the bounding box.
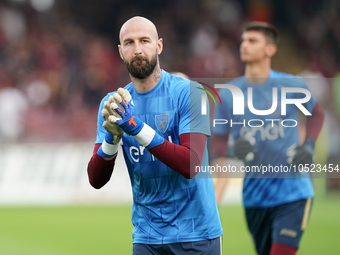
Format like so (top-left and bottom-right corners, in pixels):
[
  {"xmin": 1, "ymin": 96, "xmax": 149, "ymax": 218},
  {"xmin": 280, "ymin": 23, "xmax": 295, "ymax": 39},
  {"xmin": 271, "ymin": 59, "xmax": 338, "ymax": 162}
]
[{"xmin": 119, "ymin": 16, "xmax": 159, "ymax": 45}]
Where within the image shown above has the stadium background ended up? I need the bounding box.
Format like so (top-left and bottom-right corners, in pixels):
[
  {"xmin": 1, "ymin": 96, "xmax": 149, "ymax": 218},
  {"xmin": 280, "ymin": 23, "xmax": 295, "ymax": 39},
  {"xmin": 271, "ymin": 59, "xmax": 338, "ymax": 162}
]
[{"xmin": 0, "ymin": 0, "xmax": 339, "ymax": 254}]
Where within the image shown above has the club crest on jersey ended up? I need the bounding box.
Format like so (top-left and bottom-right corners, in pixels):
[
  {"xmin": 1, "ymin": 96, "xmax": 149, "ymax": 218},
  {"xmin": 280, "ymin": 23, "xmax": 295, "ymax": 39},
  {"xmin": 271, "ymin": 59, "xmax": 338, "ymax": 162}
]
[{"xmin": 155, "ymin": 114, "xmax": 169, "ymax": 133}]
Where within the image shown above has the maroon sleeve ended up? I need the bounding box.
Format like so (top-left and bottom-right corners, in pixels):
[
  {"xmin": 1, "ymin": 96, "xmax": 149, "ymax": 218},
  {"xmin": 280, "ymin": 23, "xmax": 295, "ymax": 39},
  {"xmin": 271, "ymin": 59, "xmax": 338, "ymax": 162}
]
[
  {"xmin": 87, "ymin": 143, "xmax": 117, "ymax": 189},
  {"xmin": 306, "ymin": 103, "xmax": 325, "ymax": 140},
  {"xmin": 210, "ymin": 134, "xmax": 229, "ymax": 158},
  {"xmin": 148, "ymin": 133, "xmax": 206, "ymax": 179}
]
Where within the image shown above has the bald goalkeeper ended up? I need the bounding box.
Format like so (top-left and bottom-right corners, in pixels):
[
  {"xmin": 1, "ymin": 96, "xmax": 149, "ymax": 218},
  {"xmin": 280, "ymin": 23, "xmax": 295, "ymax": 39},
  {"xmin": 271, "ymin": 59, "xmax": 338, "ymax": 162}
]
[{"xmin": 87, "ymin": 16, "xmax": 223, "ymax": 255}]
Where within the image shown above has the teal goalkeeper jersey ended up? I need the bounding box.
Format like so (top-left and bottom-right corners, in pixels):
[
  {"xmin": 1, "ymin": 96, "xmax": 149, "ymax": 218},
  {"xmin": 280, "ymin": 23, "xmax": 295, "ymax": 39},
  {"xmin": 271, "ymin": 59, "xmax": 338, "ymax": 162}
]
[
  {"xmin": 96, "ymin": 70, "xmax": 223, "ymax": 244},
  {"xmin": 213, "ymin": 70, "xmax": 316, "ymax": 208}
]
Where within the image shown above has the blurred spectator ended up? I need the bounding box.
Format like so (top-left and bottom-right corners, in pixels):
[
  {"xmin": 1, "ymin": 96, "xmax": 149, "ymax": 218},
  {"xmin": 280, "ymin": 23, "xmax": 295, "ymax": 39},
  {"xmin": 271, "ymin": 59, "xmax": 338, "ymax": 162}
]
[
  {"xmin": 0, "ymin": 0, "xmax": 338, "ymax": 143},
  {"xmin": 0, "ymin": 82, "xmax": 28, "ymax": 142},
  {"xmin": 0, "ymin": 5, "xmax": 26, "ymax": 43}
]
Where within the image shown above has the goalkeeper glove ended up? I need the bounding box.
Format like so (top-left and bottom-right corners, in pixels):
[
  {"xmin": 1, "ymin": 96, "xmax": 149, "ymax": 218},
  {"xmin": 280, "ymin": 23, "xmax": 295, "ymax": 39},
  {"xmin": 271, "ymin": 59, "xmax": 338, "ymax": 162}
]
[
  {"xmin": 287, "ymin": 137, "xmax": 315, "ymax": 166},
  {"xmin": 234, "ymin": 135, "xmax": 256, "ymax": 161},
  {"xmin": 109, "ymin": 89, "xmax": 164, "ymax": 149},
  {"xmin": 97, "ymin": 88, "xmax": 132, "ymax": 158},
  {"xmin": 101, "ymin": 88, "xmax": 133, "ymax": 144}
]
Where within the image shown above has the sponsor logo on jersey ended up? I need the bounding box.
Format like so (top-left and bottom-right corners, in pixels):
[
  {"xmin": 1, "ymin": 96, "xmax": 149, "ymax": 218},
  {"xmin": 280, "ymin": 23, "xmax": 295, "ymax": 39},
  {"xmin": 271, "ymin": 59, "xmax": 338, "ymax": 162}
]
[
  {"xmin": 280, "ymin": 228, "xmax": 297, "ymax": 238},
  {"xmin": 129, "ymin": 136, "xmax": 173, "ymax": 162},
  {"xmin": 240, "ymin": 123, "xmax": 285, "ymax": 141}
]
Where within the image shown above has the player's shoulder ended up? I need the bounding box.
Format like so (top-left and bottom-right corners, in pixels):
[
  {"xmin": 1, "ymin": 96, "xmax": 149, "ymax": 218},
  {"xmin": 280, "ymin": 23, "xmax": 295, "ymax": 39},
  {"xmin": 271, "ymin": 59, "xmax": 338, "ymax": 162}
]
[
  {"xmin": 230, "ymin": 75, "xmax": 247, "ymax": 85},
  {"xmin": 218, "ymin": 76, "xmax": 246, "ymax": 99},
  {"xmin": 270, "ymin": 69, "xmax": 298, "ymax": 78},
  {"xmin": 165, "ymin": 71, "xmax": 191, "ymax": 90},
  {"xmin": 162, "ymin": 70, "xmax": 193, "ymax": 98},
  {"xmin": 270, "ymin": 70, "xmax": 307, "ymax": 88}
]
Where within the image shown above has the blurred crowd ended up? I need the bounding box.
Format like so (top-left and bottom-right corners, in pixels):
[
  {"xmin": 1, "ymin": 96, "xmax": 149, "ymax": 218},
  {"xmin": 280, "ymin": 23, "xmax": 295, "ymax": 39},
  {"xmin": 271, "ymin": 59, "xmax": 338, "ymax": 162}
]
[
  {"xmin": 0, "ymin": 0, "xmax": 339, "ymax": 146},
  {"xmin": 0, "ymin": 1, "xmax": 127, "ymax": 142}
]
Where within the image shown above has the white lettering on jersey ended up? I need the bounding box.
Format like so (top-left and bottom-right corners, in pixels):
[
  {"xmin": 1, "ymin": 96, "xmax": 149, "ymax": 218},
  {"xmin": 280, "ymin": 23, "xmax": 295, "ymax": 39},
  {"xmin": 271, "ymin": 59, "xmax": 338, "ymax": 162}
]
[
  {"xmin": 129, "ymin": 135, "xmax": 173, "ymax": 162},
  {"xmin": 240, "ymin": 122, "xmax": 285, "ymax": 141},
  {"xmin": 130, "ymin": 146, "xmax": 139, "ymax": 162}
]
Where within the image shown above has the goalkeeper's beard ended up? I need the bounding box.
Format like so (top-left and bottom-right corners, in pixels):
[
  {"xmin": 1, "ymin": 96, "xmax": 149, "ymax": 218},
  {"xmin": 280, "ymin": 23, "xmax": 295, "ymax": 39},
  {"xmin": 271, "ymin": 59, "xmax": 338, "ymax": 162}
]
[{"xmin": 124, "ymin": 53, "xmax": 158, "ymax": 79}]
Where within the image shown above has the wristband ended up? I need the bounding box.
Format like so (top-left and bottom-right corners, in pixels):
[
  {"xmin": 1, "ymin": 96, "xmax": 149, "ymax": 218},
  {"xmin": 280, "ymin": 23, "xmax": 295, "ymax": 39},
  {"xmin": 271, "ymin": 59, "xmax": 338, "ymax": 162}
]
[
  {"xmin": 97, "ymin": 132, "xmax": 120, "ymax": 158},
  {"xmin": 133, "ymin": 123, "xmax": 164, "ymax": 149}
]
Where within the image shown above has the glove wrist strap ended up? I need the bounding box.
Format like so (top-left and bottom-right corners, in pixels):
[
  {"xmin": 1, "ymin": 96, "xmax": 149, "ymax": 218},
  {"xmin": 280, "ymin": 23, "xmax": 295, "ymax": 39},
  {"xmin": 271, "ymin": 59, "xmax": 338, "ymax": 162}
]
[
  {"xmin": 97, "ymin": 141, "xmax": 119, "ymax": 158},
  {"xmin": 97, "ymin": 132, "xmax": 120, "ymax": 158},
  {"xmin": 133, "ymin": 123, "xmax": 164, "ymax": 149}
]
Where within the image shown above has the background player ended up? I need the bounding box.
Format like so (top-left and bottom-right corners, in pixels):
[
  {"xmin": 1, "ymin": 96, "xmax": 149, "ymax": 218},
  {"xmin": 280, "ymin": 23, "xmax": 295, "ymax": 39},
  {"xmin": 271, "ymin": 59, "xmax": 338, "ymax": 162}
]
[
  {"xmin": 212, "ymin": 22, "xmax": 324, "ymax": 255},
  {"xmin": 87, "ymin": 16, "xmax": 223, "ymax": 255}
]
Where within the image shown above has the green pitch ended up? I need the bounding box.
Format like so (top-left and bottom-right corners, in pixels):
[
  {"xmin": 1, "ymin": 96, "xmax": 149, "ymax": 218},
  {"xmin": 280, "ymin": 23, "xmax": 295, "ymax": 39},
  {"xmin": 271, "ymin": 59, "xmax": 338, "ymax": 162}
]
[{"xmin": 0, "ymin": 194, "xmax": 339, "ymax": 255}]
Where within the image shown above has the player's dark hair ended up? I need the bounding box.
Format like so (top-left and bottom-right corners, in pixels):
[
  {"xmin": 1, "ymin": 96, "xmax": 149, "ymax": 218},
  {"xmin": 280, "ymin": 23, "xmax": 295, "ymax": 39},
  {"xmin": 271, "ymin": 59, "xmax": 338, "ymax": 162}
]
[{"xmin": 243, "ymin": 22, "xmax": 279, "ymax": 45}]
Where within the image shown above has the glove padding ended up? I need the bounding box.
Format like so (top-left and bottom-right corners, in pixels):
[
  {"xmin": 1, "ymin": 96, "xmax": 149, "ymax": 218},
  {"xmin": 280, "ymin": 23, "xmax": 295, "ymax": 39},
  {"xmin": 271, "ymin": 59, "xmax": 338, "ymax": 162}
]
[
  {"xmin": 101, "ymin": 88, "xmax": 132, "ymax": 144},
  {"xmin": 234, "ymin": 136, "xmax": 256, "ymax": 161},
  {"xmin": 287, "ymin": 137, "xmax": 315, "ymax": 166},
  {"xmin": 109, "ymin": 93, "xmax": 144, "ymax": 136}
]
